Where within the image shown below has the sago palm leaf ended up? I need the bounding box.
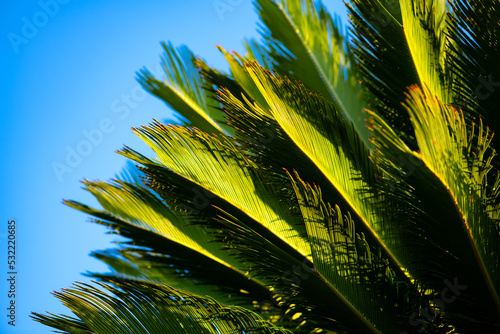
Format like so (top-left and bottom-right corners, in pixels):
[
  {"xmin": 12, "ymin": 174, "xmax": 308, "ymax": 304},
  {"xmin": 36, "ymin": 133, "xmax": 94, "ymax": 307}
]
[
  {"xmin": 289, "ymin": 172, "xmax": 410, "ymax": 333},
  {"xmin": 448, "ymin": 0, "xmax": 500, "ymax": 125},
  {"xmin": 32, "ymin": 280, "xmax": 291, "ymax": 334},
  {"xmin": 63, "ymin": 170, "xmax": 273, "ymax": 304},
  {"xmin": 369, "ymin": 85, "xmax": 500, "ymax": 330},
  {"xmin": 113, "ymin": 98, "xmax": 416, "ymax": 332},
  {"xmin": 137, "ymin": 42, "xmax": 233, "ymax": 135},
  {"xmin": 125, "ymin": 123, "xmax": 311, "ymax": 259},
  {"xmin": 256, "ymin": 0, "xmax": 371, "ymax": 144}
]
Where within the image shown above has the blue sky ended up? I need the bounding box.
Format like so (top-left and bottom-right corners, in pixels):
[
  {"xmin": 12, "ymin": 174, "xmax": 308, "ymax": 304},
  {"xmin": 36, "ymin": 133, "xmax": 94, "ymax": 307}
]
[{"xmin": 1, "ymin": 1, "xmax": 348, "ymax": 333}]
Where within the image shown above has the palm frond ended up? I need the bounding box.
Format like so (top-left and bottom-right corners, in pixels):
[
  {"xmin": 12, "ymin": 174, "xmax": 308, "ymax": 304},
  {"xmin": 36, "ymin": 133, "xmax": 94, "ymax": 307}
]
[
  {"xmin": 32, "ymin": 280, "xmax": 292, "ymax": 334},
  {"xmin": 217, "ymin": 46, "xmax": 271, "ymax": 112},
  {"xmin": 78, "ymin": 179, "xmax": 243, "ymax": 269},
  {"xmin": 256, "ymin": 0, "xmax": 371, "ymax": 144},
  {"xmin": 137, "ymin": 42, "xmax": 233, "ymax": 135},
  {"xmin": 289, "ymin": 171, "xmax": 415, "ymax": 333},
  {"xmin": 347, "ymin": 0, "xmax": 419, "ymax": 144},
  {"xmin": 87, "ymin": 248, "xmax": 269, "ymax": 307},
  {"xmin": 399, "ymin": 0, "xmax": 452, "ymax": 102},
  {"xmin": 64, "ymin": 184, "xmax": 270, "ymax": 306},
  {"xmin": 126, "ymin": 122, "xmax": 311, "ymax": 259},
  {"xmin": 246, "ymin": 63, "xmax": 412, "ymax": 280},
  {"xmin": 369, "ymin": 85, "xmax": 500, "ymax": 329}
]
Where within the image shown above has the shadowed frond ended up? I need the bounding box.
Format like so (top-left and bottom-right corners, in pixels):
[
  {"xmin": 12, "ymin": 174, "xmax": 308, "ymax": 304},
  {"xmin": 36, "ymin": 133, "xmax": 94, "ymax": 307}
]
[
  {"xmin": 369, "ymin": 85, "xmax": 500, "ymax": 330},
  {"xmin": 289, "ymin": 171, "xmax": 414, "ymax": 333},
  {"xmin": 448, "ymin": 0, "xmax": 500, "ymax": 126},
  {"xmin": 346, "ymin": 0, "xmax": 417, "ymax": 144}
]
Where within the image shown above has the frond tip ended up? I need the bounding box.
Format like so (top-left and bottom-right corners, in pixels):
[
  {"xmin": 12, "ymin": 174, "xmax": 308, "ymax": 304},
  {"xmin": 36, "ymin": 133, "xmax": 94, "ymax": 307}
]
[{"xmin": 137, "ymin": 42, "xmax": 233, "ymax": 136}]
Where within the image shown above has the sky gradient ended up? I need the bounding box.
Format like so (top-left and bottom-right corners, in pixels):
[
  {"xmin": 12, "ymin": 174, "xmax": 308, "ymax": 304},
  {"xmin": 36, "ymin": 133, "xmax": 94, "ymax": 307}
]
[{"xmin": 1, "ymin": 1, "xmax": 348, "ymax": 333}]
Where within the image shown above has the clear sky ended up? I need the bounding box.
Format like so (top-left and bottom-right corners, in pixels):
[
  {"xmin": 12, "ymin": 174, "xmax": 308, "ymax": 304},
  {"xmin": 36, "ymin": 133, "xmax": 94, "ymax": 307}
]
[{"xmin": 0, "ymin": 1, "xmax": 348, "ymax": 333}]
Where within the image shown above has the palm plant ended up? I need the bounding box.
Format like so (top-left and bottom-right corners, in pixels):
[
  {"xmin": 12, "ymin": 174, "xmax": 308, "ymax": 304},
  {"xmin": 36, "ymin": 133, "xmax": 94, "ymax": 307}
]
[{"xmin": 33, "ymin": 0, "xmax": 500, "ymax": 333}]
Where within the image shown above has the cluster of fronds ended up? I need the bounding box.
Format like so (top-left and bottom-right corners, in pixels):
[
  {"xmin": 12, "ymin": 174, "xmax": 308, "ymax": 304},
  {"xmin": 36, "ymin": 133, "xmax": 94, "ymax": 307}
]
[{"xmin": 33, "ymin": 0, "xmax": 500, "ymax": 333}]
